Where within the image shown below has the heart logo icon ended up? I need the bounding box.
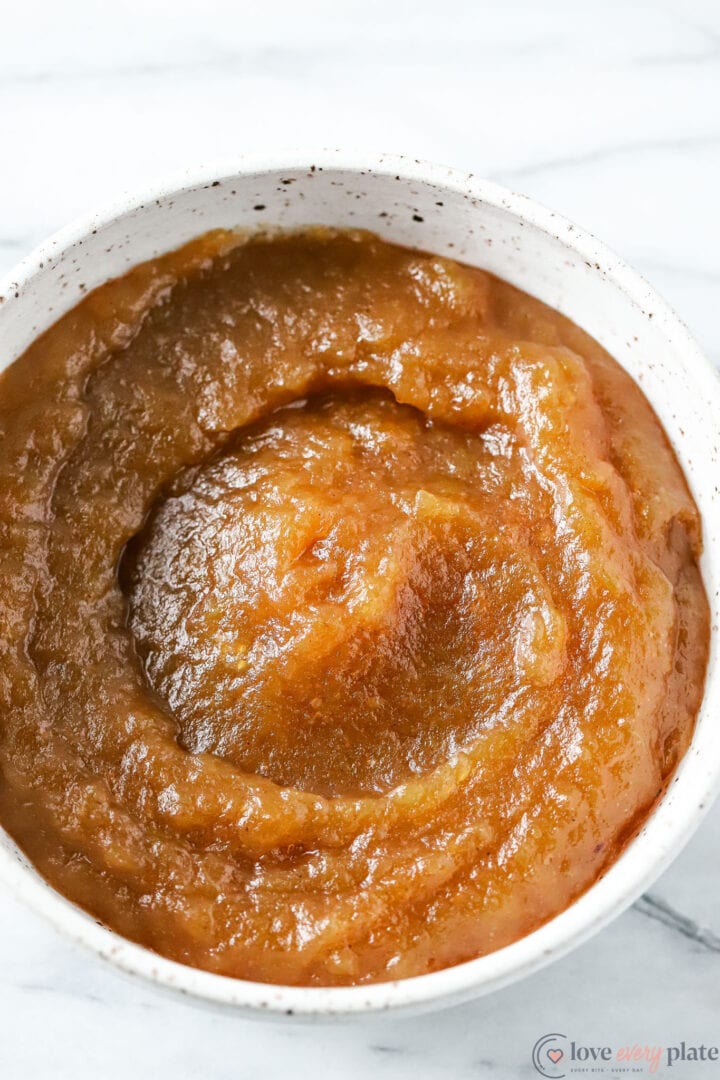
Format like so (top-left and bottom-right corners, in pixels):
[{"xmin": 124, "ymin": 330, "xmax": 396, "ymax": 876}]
[{"xmin": 547, "ymin": 1049, "xmax": 564, "ymax": 1064}]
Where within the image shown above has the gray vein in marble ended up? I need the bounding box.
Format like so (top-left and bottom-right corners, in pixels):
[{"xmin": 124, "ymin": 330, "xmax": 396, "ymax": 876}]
[
  {"xmin": 0, "ymin": 236, "xmax": 33, "ymax": 246},
  {"xmin": 493, "ymin": 133, "xmax": 720, "ymax": 182},
  {"xmin": 633, "ymin": 892, "xmax": 720, "ymax": 953},
  {"xmin": 633, "ymin": 18, "xmax": 720, "ymax": 65},
  {"xmin": 0, "ymin": 35, "xmax": 566, "ymax": 89},
  {"xmin": 635, "ymin": 258, "xmax": 720, "ymax": 283},
  {"xmin": 635, "ymin": 12, "xmax": 720, "ymax": 65},
  {"xmin": 14, "ymin": 981, "xmax": 106, "ymax": 1004}
]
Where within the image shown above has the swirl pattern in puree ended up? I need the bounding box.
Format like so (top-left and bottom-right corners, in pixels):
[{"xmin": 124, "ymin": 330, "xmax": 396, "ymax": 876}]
[{"xmin": 0, "ymin": 229, "xmax": 709, "ymax": 985}]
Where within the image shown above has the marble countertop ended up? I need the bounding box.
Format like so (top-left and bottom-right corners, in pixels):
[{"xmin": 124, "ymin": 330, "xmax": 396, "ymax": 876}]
[{"xmin": 1, "ymin": 1, "xmax": 719, "ymax": 1076}]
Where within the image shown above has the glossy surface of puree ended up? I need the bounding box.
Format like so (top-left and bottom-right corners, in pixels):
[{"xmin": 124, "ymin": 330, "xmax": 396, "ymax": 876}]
[{"xmin": 0, "ymin": 230, "xmax": 709, "ymax": 986}]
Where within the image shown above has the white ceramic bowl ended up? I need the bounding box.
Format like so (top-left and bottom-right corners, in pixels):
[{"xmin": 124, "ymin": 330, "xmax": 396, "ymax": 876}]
[{"xmin": 0, "ymin": 152, "xmax": 719, "ymax": 1020}]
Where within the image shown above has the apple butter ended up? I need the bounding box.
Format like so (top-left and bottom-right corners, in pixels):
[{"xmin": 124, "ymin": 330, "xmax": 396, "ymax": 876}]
[{"xmin": 0, "ymin": 229, "xmax": 709, "ymax": 985}]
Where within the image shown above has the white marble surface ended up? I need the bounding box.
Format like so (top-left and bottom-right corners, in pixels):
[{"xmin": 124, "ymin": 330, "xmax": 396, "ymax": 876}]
[{"xmin": 1, "ymin": 1, "xmax": 719, "ymax": 1076}]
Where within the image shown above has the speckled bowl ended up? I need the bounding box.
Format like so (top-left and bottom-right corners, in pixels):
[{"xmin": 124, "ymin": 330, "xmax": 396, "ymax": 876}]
[{"xmin": 0, "ymin": 152, "xmax": 718, "ymax": 1019}]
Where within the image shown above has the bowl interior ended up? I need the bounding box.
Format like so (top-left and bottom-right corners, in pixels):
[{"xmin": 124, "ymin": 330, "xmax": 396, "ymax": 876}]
[{"xmin": 0, "ymin": 154, "xmax": 719, "ymax": 1017}]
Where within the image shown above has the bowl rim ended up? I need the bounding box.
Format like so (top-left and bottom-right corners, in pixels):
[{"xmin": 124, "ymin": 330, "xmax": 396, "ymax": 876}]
[{"xmin": 0, "ymin": 149, "xmax": 719, "ymax": 1018}]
